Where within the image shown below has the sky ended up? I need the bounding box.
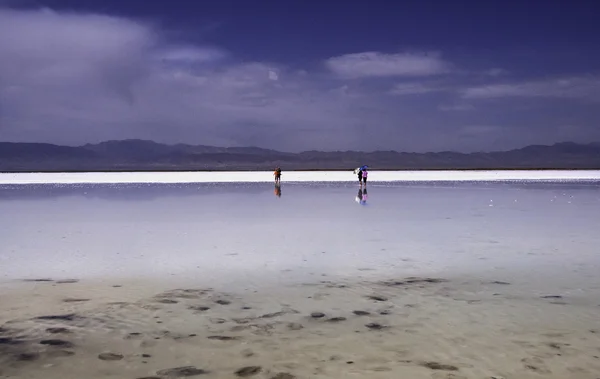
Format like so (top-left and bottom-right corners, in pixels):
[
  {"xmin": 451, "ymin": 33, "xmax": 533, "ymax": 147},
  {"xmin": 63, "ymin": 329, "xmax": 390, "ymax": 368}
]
[{"xmin": 0, "ymin": 0, "xmax": 599, "ymax": 152}]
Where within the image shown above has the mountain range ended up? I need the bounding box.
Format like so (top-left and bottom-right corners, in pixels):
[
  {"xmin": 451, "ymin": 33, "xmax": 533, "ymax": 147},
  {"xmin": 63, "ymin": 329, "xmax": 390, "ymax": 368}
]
[{"xmin": 1, "ymin": 140, "xmax": 600, "ymax": 171}]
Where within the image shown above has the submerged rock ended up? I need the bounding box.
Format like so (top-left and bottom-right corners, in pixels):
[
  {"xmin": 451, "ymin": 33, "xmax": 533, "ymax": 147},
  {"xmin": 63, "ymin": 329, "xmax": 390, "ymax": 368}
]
[
  {"xmin": 46, "ymin": 327, "xmax": 70, "ymax": 334},
  {"xmin": 310, "ymin": 312, "xmax": 325, "ymax": 318},
  {"xmin": 235, "ymin": 366, "xmax": 262, "ymax": 377},
  {"xmin": 0, "ymin": 337, "xmax": 23, "ymax": 345},
  {"xmin": 420, "ymin": 361, "xmax": 459, "ymax": 371},
  {"xmin": 365, "ymin": 323, "xmax": 386, "ymax": 330},
  {"xmin": 271, "ymin": 374, "xmax": 296, "ymax": 379},
  {"xmin": 207, "ymin": 335, "xmax": 239, "ymax": 341},
  {"xmin": 36, "ymin": 314, "xmax": 77, "ymax": 321},
  {"xmin": 367, "ymin": 295, "xmax": 388, "ymax": 302},
  {"xmin": 156, "ymin": 366, "xmax": 209, "ymax": 377},
  {"xmin": 16, "ymin": 352, "xmax": 40, "ymax": 361},
  {"xmin": 156, "ymin": 299, "xmax": 179, "ymax": 304},
  {"xmin": 188, "ymin": 306, "xmax": 210, "ymax": 312},
  {"xmin": 260, "ymin": 312, "xmax": 285, "ymax": 319},
  {"xmin": 40, "ymin": 339, "xmax": 73, "ymax": 348},
  {"xmin": 62, "ymin": 298, "xmax": 90, "ymax": 303},
  {"xmin": 352, "ymin": 310, "xmax": 371, "ymax": 316},
  {"xmin": 98, "ymin": 352, "xmax": 124, "ymax": 361}
]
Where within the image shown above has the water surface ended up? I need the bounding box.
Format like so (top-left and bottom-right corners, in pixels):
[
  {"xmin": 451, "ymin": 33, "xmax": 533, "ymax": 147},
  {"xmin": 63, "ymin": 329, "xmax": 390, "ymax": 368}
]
[{"xmin": 2, "ymin": 181, "xmax": 599, "ymax": 297}]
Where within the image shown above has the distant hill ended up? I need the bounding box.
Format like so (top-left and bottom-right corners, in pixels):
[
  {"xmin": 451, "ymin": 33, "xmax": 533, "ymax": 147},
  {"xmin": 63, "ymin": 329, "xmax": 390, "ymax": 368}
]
[{"xmin": 1, "ymin": 139, "xmax": 600, "ymax": 171}]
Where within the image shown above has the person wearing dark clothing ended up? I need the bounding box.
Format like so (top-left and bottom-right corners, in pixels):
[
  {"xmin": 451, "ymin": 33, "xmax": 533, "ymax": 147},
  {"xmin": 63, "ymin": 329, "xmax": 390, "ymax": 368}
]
[{"xmin": 274, "ymin": 167, "xmax": 281, "ymax": 184}]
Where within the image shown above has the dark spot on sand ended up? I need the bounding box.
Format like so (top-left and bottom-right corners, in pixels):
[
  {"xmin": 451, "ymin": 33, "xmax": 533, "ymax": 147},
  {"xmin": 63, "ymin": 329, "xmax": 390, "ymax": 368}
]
[
  {"xmin": 207, "ymin": 335, "xmax": 239, "ymax": 341},
  {"xmin": 157, "ymin": 299, "xmax": 179, "ymax": 304},
  {"xmin": 46, "ymin": 327, "xmax": 70, "ymax": 334},
  {"xmin": 353, "ymin": 310, "xmax": 370, "ymax": 316},
  {"xmin": 56, "ymin": 279, "xmax": 79, "ymax": 284},
  {"xmin": 0, "ymin": 337, "xmax": 23, "ymax": 345},
  {"xmin": 98, "ymin": 352, "xmax": 124, "ymax": 361},
  {"xmin": 367, "ymin": 295, "xmax": 388, "ymax": 302},
  {"xmin": 23, "ymin": 278, "xmax": 53, "ymax": 282},
  {"xmin": 379, "ymin": 310, "xmax": 392, "ymax": 315},
  {"xmin": 16, "ymin": 352, "xmax": 40, "ymax": 361},
  {"xmin": 188, "ymin": 334, "xmax": 197, "ymax": 337},
  {"xmin": 326, "ymin": 317, "xmax": 347, "ymax": 322},
  {"xmin": 47, "ymin": 349, "xmax": 75, "ymax": 358},
  {"xmin": 365, "ymin": 323, "xmax": 386, "ymax": 330},
  {"xmin": 346, "ymin": 361, "xmax": 354, "ymax": 364},
  {"xmin": 383, "ymin": 277, "xmax": 447, "ymax": 286},
  {"xmin": 188, "ymin": 305, "xmax": 210, "ymax": 312},
  {"xmin": 491, "ymin": 281, "xmax": 511, "ymax": 285},
  {"xmin": 242, "ymin": 306, "xmax": 252, "ymax": 310},
  {"xmin": 62, "ymin": 298, "xmax": 90, "ymax": 303},
  {"xmin": 420, "ymin": 361, "xmax": 459, "ymax": 371},
  {"xmin": 235, "ymin": 366, "xmax": 262, "ymax": 377},
  {"xmin": 541, "ymin": 295, "xmax": 562, "ymax": 299},
  {"xmin": 215, "ymin": 299, "xmax": 231, "ymax": 305},
  {"xmin": 310, "ymin": 312, "xmax": 325, "ymax": 318},
  {"xmin": 260, "ymin": 312, "xmax": 285, "ymax": 318},
  {"xmin": 270, "ymin": 373, "xmax": 296, "ymax": 379},
  {"xmin": 137, "ymin": 377, "xmax": 161, "ymax": 379},
  {"xmin": 287, "ymin": 323, "xmax": 304, "ymax": 330},
  {"xmin": 550, "ymin": 301, "xmax": 568, "ymax": 305},
  {"xmin": 112, "ymin": 285, "xmax": 122, "ymax": 288},
  {"xmin": 156, "ymin": 366, "xmax": 210, "ymax": 377},
  {"xmin": 36, "ymin": 313, "xmax": 77, "ymax": 321},
  {"xmin": 40, "ymin": 339, "xmax": 73, "ymax": 348}
]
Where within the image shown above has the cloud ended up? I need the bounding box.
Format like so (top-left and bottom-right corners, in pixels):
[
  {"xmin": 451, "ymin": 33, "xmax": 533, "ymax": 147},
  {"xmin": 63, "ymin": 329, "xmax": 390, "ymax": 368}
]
[
  {"xmin": 325, "ymin": 51, "xmax": 451, "ymax": 78},
  {"xmin": 0, "ymin": 7, "xmax": 599, "ymax": 153},
  {"xmin": 389, "ymin": 82, "xmax": 443, "ymax": 96},
  {"xmin": 462, "ymin": 76, "xmax": 600, "ymax": 101},
  {"xmin": 438, "ymin": 103, "xmax": 475, "ymax": 111},
  {"xmin": 157, "ymin": 46, "xmax": 228, "ymax": 64},
  {"xmin": 484, "ymin": 68, "xmax": 509, "ymax": 77}
]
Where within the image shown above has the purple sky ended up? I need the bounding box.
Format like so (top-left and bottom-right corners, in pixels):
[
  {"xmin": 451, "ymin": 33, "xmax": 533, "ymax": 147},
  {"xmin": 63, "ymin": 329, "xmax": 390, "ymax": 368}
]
[{"xmin": 0, "ymin": 0, "xmax": 599, "ymax": 152}]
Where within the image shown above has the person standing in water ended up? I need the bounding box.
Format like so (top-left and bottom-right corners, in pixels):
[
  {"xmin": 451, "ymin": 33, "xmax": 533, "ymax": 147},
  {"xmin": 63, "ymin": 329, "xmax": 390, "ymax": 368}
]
[
  {"xmin": 357, "ymin": 168, "xmax": 363, "ymax": 186},
  {"xmin": 274, "ymin": 167, "xmax": 281, "ymax": 184},
  {"xmin": 361, "ymin": 168, "xmax": 368, "ymax": 186}
]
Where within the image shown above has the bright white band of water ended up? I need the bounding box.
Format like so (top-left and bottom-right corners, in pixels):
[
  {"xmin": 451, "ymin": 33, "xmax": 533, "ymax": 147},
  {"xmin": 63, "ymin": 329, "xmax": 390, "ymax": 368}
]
[{"xmin": 1, "ymin": 170, "xmax": 600, "ymax": 184}]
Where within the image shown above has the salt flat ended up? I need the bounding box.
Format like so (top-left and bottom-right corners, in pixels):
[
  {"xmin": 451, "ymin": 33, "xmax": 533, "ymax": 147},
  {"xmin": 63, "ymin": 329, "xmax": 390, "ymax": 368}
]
[
  {"xmin": 1, "ymin": 169, "xmax": 600, "ymax": 184},
  {"xmin": 1, "ymin": 180, "xmax": 600, "ymax": 378}
]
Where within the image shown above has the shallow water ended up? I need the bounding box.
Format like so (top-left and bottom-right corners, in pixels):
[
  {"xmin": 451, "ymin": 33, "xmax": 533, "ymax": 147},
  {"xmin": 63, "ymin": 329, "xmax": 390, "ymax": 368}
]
[
  {"xmin": 2, "ymin": 180, "xmax": 600, "ymax": 379},
  {"xmin": 1, "ymin": 181, "xmax": 600, "ymax": 292}
]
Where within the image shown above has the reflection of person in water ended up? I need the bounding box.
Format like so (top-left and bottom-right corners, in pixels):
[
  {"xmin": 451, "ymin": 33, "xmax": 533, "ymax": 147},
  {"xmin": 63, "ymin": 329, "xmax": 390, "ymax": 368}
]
[
  {"xmin": 355, "ymin": 187, "xmax": 367, "ymax": 205},
  {"xmin": 274, "ymin": 183, "xmax": 281, "ymax": 197}
]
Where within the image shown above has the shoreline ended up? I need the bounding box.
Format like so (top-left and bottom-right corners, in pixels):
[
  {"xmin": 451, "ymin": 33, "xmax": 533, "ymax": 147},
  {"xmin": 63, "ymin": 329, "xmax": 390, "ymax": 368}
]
[
  {"xmin": 3, "ymin": 167, "xmax": 600, "ymax": 174},
  {"xmin": 2, "ymin": 169, "xmax": 600, "ymax": 185}
]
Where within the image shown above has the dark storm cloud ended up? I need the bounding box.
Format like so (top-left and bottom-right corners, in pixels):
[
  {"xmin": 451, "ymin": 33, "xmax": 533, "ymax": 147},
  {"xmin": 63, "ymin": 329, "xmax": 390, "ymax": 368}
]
[{"xmin": 0, "ymin": 7, "xmax": 599, "ymax": 152}]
